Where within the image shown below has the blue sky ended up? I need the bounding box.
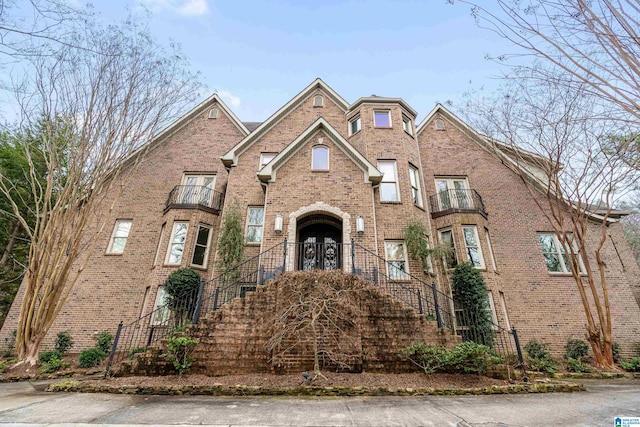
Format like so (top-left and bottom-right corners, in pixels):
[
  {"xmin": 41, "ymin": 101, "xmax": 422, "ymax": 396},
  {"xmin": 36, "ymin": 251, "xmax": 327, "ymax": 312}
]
[{"xmin": 93, "ymin": 0, "xmax": 514, "ymax": 122}]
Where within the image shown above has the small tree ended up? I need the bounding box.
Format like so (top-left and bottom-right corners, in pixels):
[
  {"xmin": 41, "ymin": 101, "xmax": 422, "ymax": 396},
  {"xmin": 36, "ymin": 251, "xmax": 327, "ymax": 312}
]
[
  {"xmin": 164, "ymin": 268, "xmax": 201, "ymax": 324},
  {"xmin": 404, "ymin": 219, "xmax": 452, "ymax": 275},
  {"xmin": 451, "ymin": 263, "xmax": 494, "ymax": 347},
  {"xmin": 216, "ymin": 202, "xmax": 245, "ymax": 284}
]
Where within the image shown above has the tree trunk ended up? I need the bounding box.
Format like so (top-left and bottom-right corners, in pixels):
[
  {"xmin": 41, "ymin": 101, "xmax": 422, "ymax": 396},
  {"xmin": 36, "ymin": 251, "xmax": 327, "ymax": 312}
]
[
  {"xmin": 0, "ymin": 222, "xmax": 21, "ymax": 267},
  {"xmin": 20, "ymin": 333, "xmax": 45, "ymax": 366}
]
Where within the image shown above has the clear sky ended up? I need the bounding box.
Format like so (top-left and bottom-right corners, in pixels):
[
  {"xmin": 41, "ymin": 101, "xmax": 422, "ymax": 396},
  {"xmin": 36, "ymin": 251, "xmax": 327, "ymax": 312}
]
[{"xmin": 91, "ymin": 0, "xmax": 514, "ymax": 123}]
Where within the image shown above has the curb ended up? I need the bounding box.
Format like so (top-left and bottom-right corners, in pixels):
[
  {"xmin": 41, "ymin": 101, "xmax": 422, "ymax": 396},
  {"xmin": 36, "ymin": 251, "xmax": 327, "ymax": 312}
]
[{"xmin": 45, "ymin": 381, "xmax": 585, "ymax": 396}]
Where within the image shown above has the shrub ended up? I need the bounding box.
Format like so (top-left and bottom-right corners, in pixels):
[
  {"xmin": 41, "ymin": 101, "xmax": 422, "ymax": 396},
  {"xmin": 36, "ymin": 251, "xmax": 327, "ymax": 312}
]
[
  {"xmin": 620, "ymin": 357, "xmax": 640, "ymax": 372},
  {"xmin": 78, "ymin": 348, "xmax": 107, "ymax": 368},
  {"xmin": 565, "ymin": 357, "xmax": 593, "ymax": 373},
  {"xmin": 612, "ymin": 342, "xmax": 621, "ymax": 363},
  {"xmin": 95, "ymin": 331, "xmax": 113, "ymax": 354},
  {"xmin": 399, "ymin": 343, "xmax": 447, "ymax": 374},
  {"xmin": 2, "ymin": 330, "xmax": 16, "ymax": 357},
  {"xmin": 399, "ymin": 341, "xmax": 502, "ymax": 376},
  {"xmin": 128, "ymin": 346, "xmax": 147, "ymax": 360},
  {"xmin": 164, "ymin": 268, "xmax": 201, "ymax": 322},
  {"xmin": 55, "ymin": 331, "xmax": 74, "ymax": 355},
  {"xmin": 164, "ymin": 336, "xmax": 198, "ymax": 375},
  {"xmin": 451, "ymin": 263, "xmax": 494, "ymax": 347},
  {"xmin": 524, "ymin": 340, "xmax": 558, "ymax": 374},
  {"xmin": 39, "ymin": 350, "xmax": 70, "ymax": 373},
  {"xmin": 564, "ymin": 339, "xmax": 589, "ymax": 361},
  {"xmin": 39, "ymin": 350, "xmax": 62, "ymax": 364}
]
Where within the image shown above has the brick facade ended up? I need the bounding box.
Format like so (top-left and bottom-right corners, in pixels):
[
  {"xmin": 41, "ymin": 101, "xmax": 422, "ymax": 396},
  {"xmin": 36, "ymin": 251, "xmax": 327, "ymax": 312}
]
[{"xmin": 2, "ymin": 79, "xmax": 640, "ymax": 361}]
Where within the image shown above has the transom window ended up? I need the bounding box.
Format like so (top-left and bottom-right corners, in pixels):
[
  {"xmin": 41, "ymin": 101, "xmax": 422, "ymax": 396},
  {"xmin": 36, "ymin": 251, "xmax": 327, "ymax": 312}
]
[
  {"xmin": 462, "ymin": 225, "xmax": 485, "ymax": 268},
  {"xmin": 107, "ymin": 220, "xmax": 132, "ymax": 254},
  {"xmin": 438, "ymin": 228, "xmax": 457, "ymax": 269},
  {"xmin": 312, "ymin": 145, "xmax": 329, "ymax": 170},
  {"xmin": 385, "ymin": 241, "xmax": 409, "ymax": 280},
  {"xmin": 191, "ymin": 224, "xmax": 212, "ymax": 268},
  {"xmin": 166, "ymin": 222, "xmax": 188, "ymax": 265},
  {"xmin": 245, "ymin": 207, "xmax": 265, "ymax": 244},
  {"xmin": 538, "ymin": 233, "xmax": 585, "ymax": 274},
  {"xmin": 349, "ymin": 116, "xmax": 361, "ymax": 135},
  {"xmin": 408, "ymin": 165, "xmax": 422, "ymax": 207},
  {"xmin": 378, "ymin": 160, "xmax": 399, "ymax": 202},
  {"xmin": 374, "ymin": 110, "xmax": 391, "ymax": 128},
  {"xmin": 402, "ymin": 116, "xmax": 412, "ymax": 134},
  {"xmin": 260, "ymin": 153, "xmax": 277, "ymax": 169}
]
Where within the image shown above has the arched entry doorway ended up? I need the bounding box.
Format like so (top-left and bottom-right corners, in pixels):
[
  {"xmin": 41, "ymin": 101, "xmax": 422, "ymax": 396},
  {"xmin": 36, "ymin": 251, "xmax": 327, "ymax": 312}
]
[{"xmin": 296, "ymin": 214, "xmax": 342, "ymax": 271}]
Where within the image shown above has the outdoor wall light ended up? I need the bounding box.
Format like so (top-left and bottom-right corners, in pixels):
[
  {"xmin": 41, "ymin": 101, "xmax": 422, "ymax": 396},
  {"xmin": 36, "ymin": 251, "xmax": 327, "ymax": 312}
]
[
  {"xmin": 274, "ymin": 214, "xmax": 283, "ymax": 233},
  {"xmin": 356, "ymin": 215, "xmax": 364, "ymax": 233}
]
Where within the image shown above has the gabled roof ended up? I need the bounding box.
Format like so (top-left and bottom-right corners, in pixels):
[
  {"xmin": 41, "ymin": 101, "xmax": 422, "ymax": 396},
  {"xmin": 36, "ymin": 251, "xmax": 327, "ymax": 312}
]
[
  {"xmin": 347, "ymin": 96, "xmax": 417, "ymax": 118},
  {"xmin": 222, "ymin": 78, "xmax": 350, "ymax": 167},
  {"xmin": 257, "ymin": 117, "xmax": 382, "ymax": 185}
]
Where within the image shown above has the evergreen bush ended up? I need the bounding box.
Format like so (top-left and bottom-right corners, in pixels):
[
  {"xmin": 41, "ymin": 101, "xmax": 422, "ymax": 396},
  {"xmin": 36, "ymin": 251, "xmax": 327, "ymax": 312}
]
[
  {"xmin": 78, "ymin": 348, "xmax": 107, "ymax": 368},
  {"xmin": 95, "ymin": 331, "xmax": 113, "ymax": 354},
  {"xmin": 451, "ymin": 263, "xmax": 494, "ymax": 347},
  {"xmin": 524, "ymin": 340, "xmax": 558, "ymax": 373},
  {"xmin": 164, "ymin": 268, "xmax": 201, "ymax": 322},
  {"xmin": 164, "ymin": 336, "xmax": 198, "ymax": 375},
  {"xmin": 399, "ymin": 341, "xmax": 502, "ymax": 376},
  {"xmin": 39, "ymin": 350, "xmax": 62, "ymax": 364},
  {"xmin": 216, "ymin": 202, "xmax": 245, "ymax": 285},
  {"xmin": 55, "ymin": 330, "xmax": 74, "ymax": 354},
  {"xmin": 620, "ymin": 357, "xmax": 640, "ymax": 372},
  {"xmin": 564, "ymin": 339, "xmax": 589, "ymax": 361}
]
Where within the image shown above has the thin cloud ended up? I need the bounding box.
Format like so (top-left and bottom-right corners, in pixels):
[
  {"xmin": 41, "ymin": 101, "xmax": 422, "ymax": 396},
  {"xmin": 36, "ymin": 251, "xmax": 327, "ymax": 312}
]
[
  {"xmin": 217, "ymin": 90, "xmax": 241, "ymax": 109},
  {"xmin": 141, "ymin": 0, "xmax": 209, "ymax": 16}
]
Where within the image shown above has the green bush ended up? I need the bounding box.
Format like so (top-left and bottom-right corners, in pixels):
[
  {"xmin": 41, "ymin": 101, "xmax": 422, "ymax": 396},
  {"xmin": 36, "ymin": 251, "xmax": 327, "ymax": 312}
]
[
  {"xmin": 95, "ymin": 331, "xmax": 113, "ymax": 354},
  {"xmin": 164, "ymin": 268, "xmax": 201, "ymax": 321},
  {"xmin": 451, "ymin": 263, "xmax": 494, "ymax": 347},
  {"xmin": 128, "ymin": 346, "xmax": 147, "ymax": 360},
  {"xmin": 39, "ymin": 350, "xmax": 62, "ymax": 364},
  {"xmin": 164, "ymin": 336, "xmax": 198, "ymax": 375},
  {"xmin": 564, "ymin": 339, "xmax": 589, "ymax": 361},
  {"xmin": 78, "ymin": 348, "xmax": 107, "ymax": 368},
  {"xmin": 565, "ymin": 357, "xmax": 593, "ymax": 373},
  {"xmin": 399, "ymin": 341, "xmax": 502, "ymax": 376},
  {"xmin": 620, "ymin": 357, "xmax": 640, "ymax": 372},
  {"xmin": 612, "ymin": 342, "xmax": 621, "ymax": 363},
  {"xmin": 2, "ymin": 330, "xmax": 16, "ymax": 357},
  {"xmin": 524, "ymin": 340, "xmax": 558, "ymax": 374},
  {"xmin": 55, "ymin": 331, "xmax": 74, "ymax": 354}
]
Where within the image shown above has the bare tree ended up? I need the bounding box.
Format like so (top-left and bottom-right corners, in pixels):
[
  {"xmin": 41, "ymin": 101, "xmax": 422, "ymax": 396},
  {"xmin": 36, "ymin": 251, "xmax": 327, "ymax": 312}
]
[
  {"xmin": 265, "ymin": 271, "xmax": 368, "ymax": 379},
  {"xmin": 0, "ymin": 13, "xmax": 202, "ymax": 365},
  {"xmin": 464, "ymin": 77, "xmax": 639, "ymax": 368},
  {"xmin": 451, "ymin": 0, "xmax": 640, "ymax": 131}
]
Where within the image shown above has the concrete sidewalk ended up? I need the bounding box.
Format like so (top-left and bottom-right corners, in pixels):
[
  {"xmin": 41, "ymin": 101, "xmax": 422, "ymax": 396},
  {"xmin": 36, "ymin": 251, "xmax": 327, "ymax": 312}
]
[{"xmin": 1, "ymin": 379, "xmax": 639, "ymax": 426}]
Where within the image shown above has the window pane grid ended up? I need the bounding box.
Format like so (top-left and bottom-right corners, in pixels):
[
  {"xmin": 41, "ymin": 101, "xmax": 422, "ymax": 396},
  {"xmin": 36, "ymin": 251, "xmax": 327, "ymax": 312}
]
[
  {"xmin": 462, "ymin": 226, "xmax": 484, "ymax": 268},
  {"xmin": 538, "ymin": 233, "xmax": 584, "ymax": 274},
  {"xmin": 167, "ymin": 222, "xmax": 188, "ymax": 265},
  {"xmin": 378, "ymin": 161, "xmax": 399, "ymax": 202},
  {"xmin": 385, "ymin": 241, "xmax": 408, "ymax": 280},
  {"xmin": 246, "ymin": 207, "xmax": 264, "ymax": 243},
  {"xmin": 191, "ymin": 225, "xmax": 211, "ymax": 267},
  {"xmin": 108, "ymin": 220, "xmax": 132, "ymax": 254}
]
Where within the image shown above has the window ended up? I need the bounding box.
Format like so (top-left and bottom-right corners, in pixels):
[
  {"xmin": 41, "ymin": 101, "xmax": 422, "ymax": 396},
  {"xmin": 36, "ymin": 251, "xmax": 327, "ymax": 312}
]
[
  {"xmin": 313, "ymin": 95, "xmax": 324, "ymax": 107},
  {"xmin": 260, "ymin": 153, "xmax": 277, "ymax": 169},
  {"xmin": 408, "ymin": 165, "xmax": 422, "ymax": 207},
  {"xmin": 438, "ymin": 228, "xmax": 457, "ymax": 269},
  {"xmin": 462, "ymin": 226, "xmax": 485, "ymax": 268},
  {"xmin": 435, "ymin": 177, "xmax": 470, "ymax": 210},
  {"xmin": 538, "ymin": 233, "xmax": 585, "ymax": 274},
  {"xmin": 153, "ymin": 223, "xmax": 166, "ymax": 266},
  {"xmin": 402, "ymin": 116, "xmax": 412, "ymax": 134},
  {"xmin": 349, "ymin": 116, "xmax": 361, "ymax": 135},
  {"xmin": 435, "ymin": 118, "xmax": 445, "ymax": 130},
  {"xmin": 312, "ymin": 145, "xmax": 329, "ymax": 170},
  {"xmin": 378, "ymin": 160, "xmax": 399, "ymax": 202},
  {"xmin": 166, "ymin": 222, "xmax": 188, "ymax": 265},
  {"xmin": 374, "ymin": 110, "xmax": 391, "ymax": 128},
  {"xmin": 499, "ymin": 291, "xmax": 511, "ymax": 330},
  {"xmin": 485, "ymin": 228, "xmax": 497, "ymax": 271},
  {"xmin": 181, "ymin": 174, "xmax": 216, "ymax": 205},
  {"xmin": 191, "ymin": 224, "xmax": 212, "ymax": 268},
  {"xmin": 208, "ymin": 108, "xmax": 218, "ymax": 119},
  {"xmin": 107, "ymin": 220, "xmax": 132, "ymax": 254},
  {"xmin": 245, "ymin": 207, "xmax": 264, "ymax": 244},
  {"xmin": 151, "ymin": 286, "xmax": 170, "ymax": 325},
  {"xmin": 385, "ymin": 241, "xmax": 409, "ymax": 280}
]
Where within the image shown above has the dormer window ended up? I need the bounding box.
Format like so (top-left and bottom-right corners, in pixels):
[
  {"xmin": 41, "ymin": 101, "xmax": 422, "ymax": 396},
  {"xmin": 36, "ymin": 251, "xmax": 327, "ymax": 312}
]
[
  {"xmin": 313, "ymin": 95, "xmax": 324, "ymax": 107},
  {"xmin": 349, "ymin": 116, "xmax": 361, "ymax": 135},
  {"xmin": 312, "ymin": 145, "xmax": 329, "ymax": 171},
  {"xmin": 374, "ymin": 110, "xmax": 391, "ymax": 128}
]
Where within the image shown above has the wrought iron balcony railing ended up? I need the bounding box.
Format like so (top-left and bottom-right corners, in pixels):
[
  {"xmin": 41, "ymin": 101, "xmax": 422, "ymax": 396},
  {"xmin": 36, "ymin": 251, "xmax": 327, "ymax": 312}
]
[
  {"xmin": 165, "ymin": 185, "xmax": 224, "ymax": 214},
  {"xmin": 428, "ymin": 189, "xmax": 487, "ymax": 218}
]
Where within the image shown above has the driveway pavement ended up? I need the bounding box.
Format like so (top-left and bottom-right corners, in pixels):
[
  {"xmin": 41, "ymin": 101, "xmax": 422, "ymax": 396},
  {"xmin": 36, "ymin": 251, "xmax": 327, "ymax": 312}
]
[{"xmin": 0, "ymin": 378, "xmax": 639, "ymax": 426}]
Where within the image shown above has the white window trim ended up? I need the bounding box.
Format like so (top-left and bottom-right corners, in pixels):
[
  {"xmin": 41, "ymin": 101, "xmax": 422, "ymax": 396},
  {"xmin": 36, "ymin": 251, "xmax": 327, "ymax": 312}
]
[
  {"xmin": 106, "ymin": 219, "xmax": 132, "ymax": 255},
  {"xmin": 484, "ymin": 228, "xmax": 497, "ymax": 272},
  {"xmin": 190, "ymin": 224, "xmax": 212, "ymax": 269},
  {"xmin": 462, "ymin": 225, "xmax": 485, "ymax": 269},
  {"xmin": 538, "ymin": 232, "xmax": 586, "ymax": 274},
  {"xmin": 259, "ymin": 152, "xmax": 277, "ymax": 169},
  {"xmin": 313, "ymin": 95, "xmax": 324, "ymax": 107},
  {"xmin": 150, "ymin": 286, "xmax": 170, "ymax": 326},
  {"xmin": 384, "ymin": 240, "xmax": 410, "ymax": 281},
  {"xmin": 349, "ymin": 115, "xmax": 361, "ymax": 136},
  {"xmin": 311, "ymin": 145, "xmax": 330, "ymax": 171},
  {"xmin": 499, "ymin": 291, "xmax": 511, "ymax": 330},
  {"xmin": 245, "ymin": 207, "xmax": 265, "ymax": 244},
  {"xmin": 165, "ymin": 221, "xmax": 189, "ymax": 265},
  {"xmin": 487, "ymin": 291, "xmax": 499, "ymax": 327},
  {"xmin": 435, "ymin": 177, "xmax": 471, "ymax": 210},
  {"xmin": 378, "ymin": 160, "xmax": 400, "ymax": 202},
  {"xmin": 153, "ymin": 223, "xmax": 166, "ymax": 266},
  {"xmin": 408, "ymin": 164, "xmax": 423, "ymax": 208},
  {"xmin": 180, "ymin": 174, "xmax": 216, "ymax": 205},
  {"xmin": 402, "ymin": 115, "xmax": 413, "ymax": 135},
  {"xmin": 438, "ymin": 227, "xmax": 457, "ymax": 269},
  {"xmin": 373, "ymin": 110, "xmax": 392, "ymax": 128}
]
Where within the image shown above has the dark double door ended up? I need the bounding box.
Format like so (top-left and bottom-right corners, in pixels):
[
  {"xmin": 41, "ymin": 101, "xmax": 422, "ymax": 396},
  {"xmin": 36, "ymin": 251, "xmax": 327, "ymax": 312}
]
[{"xmin": 297, "ymin": 223, "xmax": 341, "ymax": 271}]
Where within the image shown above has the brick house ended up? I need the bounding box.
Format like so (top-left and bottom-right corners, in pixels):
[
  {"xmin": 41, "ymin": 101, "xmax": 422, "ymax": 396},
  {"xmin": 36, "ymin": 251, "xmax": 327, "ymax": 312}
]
[{"xmin": 2, "ymin": 78, "xmax": 640, "ymax": 359}]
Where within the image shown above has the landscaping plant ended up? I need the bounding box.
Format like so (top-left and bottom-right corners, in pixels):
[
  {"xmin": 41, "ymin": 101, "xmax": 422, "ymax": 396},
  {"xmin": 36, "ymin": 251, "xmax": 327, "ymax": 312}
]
[
  {"xmin": 78, "ymin": 348, "xmax": 107, "ymax": 368},
  {"xmin": 399, "ymin": 341, "xmax": 502, "ymax": 376},
  {"xmin": 451, "ymin": 263, "xmax": 494, "ymax": 347},
  {"xmin": 164, "ymin": 268, "xmax": 201, "ymax": 323},
  {"xmin": 164, "ymin": 335, "xmax": 198, "ymax": 375},
  {"xmin": 620, "ymin": 357, "xmax": 640, "ymax": 372},
  {"xmin": 524, "ymin": 340, "xmax": 558, "ymax": 374},
  {"xmin": 54, "ymin": 331, "xmax": 74, "ymax": 355},
  {"xmin": 563, "ymin": 339, "xmax": 593, "ymax": 373},
  {"xmin": 95, "ymin": 331, "xmax": 113, "ymax": 354}
]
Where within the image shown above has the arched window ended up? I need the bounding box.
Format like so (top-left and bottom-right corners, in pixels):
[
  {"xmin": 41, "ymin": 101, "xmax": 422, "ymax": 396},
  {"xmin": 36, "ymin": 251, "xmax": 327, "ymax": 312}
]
[
  {"xmin": 435, "ymin": 118, "xmax": 445, "ymax": 130},
  {"xmin": 208, "ymin": 108, "xmax": 218, "ymax": 119},
  {"xmin": 313, "ymin": 95, "xmax": 324, "ymax": 107},
  {"xmin": 312, "ymin": 145, "xmax": 329, "ymax": 170}
]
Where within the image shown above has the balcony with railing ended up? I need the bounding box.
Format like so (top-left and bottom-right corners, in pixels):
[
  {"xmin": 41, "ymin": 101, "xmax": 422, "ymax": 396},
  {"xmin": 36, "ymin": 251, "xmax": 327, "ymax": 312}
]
[
  {"xmin": 428, "ymin": 189, "xmax": 487, "ymax": 218},
  {"xmin": 165, "ymin": 185, "xmax": 224, "ymax": 214}
]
